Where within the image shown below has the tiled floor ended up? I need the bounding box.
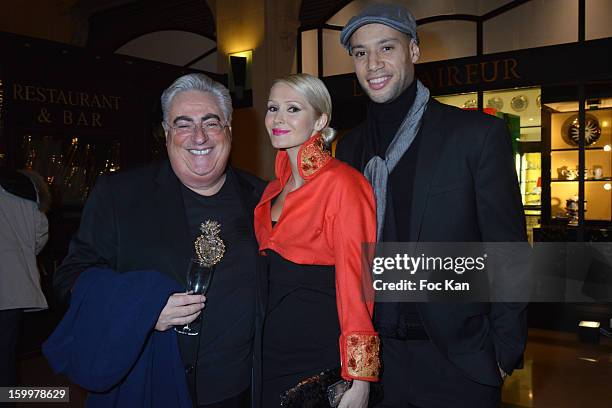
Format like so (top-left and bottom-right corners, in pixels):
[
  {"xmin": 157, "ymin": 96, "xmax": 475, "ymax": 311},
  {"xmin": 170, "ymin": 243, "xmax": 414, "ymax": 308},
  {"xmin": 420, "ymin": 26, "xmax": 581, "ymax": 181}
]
[{"xmin": 13, "ymin": 329, "xmax": 612, "ymax": 407}]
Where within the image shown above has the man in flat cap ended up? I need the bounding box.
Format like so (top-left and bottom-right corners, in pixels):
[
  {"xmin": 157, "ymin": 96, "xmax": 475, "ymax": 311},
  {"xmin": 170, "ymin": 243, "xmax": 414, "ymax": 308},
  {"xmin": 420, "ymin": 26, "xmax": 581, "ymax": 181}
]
[{"xmin": 336, "ymin": 3, "xmax": 528, "ymax": 407}]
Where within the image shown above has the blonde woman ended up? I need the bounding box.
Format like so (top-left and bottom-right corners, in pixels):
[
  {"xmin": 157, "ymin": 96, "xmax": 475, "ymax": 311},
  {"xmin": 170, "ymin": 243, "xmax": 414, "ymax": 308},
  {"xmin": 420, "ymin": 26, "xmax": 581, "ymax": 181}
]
[{"xmin": 254, "ymin": 74, "xmax": 379, "ymax": 408}]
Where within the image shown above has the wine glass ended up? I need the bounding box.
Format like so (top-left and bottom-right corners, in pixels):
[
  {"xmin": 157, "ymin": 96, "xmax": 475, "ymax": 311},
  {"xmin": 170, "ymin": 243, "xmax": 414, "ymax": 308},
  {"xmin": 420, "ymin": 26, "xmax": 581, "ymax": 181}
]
[{"xmin": 175, "ymin": 259, "xmax": 215, "ymax": 336}]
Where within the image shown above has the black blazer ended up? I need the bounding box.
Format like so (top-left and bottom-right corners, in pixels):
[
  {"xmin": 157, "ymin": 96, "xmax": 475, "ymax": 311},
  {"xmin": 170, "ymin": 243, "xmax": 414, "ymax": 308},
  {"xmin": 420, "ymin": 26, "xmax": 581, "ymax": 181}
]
[
  {"xmin": 336, "ymin": 98, "xmax": 528, "ymax": 387},
  {"xmin": 54, "ymin": 160, "xmax": 265, "ymax": 301},
  {"xmin": 53, "ymin": 160, "xmax": 266, "ymax": 402}
]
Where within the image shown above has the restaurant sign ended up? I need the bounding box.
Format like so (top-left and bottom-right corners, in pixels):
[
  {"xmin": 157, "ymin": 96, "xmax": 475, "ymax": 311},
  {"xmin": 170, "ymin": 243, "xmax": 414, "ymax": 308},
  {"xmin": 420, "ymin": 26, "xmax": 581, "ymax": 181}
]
[{"xmin": 11, "ymin": 83, "xmax": 123, "ymax": 129}]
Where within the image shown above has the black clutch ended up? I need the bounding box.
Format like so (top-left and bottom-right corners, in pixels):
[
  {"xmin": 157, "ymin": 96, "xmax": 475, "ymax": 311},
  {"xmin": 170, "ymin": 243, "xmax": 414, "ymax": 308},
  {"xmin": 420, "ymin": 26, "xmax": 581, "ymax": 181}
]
[
  {"xmin": 280, "ymin": 368, "xmax": 346, "ymax": 408},
  {"xmin": 279, "ymin": 368, "xmax": 382, "ymax": 407}
]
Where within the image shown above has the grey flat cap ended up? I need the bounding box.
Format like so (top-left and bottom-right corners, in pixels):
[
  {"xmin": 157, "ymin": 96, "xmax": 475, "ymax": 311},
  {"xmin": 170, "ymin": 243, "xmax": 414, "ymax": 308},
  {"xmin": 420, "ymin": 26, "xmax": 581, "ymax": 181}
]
[{"xmin": 340, "ymin": 3, "xmax": 419, "ymax": 50}]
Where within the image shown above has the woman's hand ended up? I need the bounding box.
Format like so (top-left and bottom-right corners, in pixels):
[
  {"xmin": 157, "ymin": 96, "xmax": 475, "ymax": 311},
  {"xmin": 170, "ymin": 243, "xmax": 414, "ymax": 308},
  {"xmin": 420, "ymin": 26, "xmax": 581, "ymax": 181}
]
[{"xmin": 338, "ymin": 379, "xmax": 369, "ymax": 408}]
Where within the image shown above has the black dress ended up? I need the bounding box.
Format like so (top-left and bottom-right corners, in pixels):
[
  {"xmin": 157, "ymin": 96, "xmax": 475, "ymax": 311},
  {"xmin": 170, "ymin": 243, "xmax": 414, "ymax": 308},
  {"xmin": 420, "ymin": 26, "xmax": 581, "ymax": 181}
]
[{"xmin": 261, "ymin": 250, "xmax": 340, "ymax": 407}]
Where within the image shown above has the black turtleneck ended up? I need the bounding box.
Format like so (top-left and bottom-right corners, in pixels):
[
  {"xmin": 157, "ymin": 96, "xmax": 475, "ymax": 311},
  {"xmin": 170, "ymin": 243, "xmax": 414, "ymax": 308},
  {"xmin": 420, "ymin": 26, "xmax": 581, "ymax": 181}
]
[
  {"xmin": 365, "ymin": 79, "xmax": 421, "ymax": 242},
  {"xmin": 367, "ymin": 79, "xmax": 428, "ymax": 340},
  {"xmin": 368, "ymin": 79, "xmax": 417, "ymax": 157}
]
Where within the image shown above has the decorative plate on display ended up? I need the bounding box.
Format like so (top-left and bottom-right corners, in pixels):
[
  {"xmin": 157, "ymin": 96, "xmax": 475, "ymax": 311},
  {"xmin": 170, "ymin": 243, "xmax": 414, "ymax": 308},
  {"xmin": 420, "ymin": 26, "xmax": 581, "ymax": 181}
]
[
  {"xmin": 561, "ymin": 113, "xmax": 602, "ymax": 146},
  {"xmin": 463, "ymin": 99, "xmax": 477, "ymax": 109},
  {"xmin": 510, "ymin": 95, "xmax": 528, "ymax": 112},
  {"xmin": 486, "ymin": 97, "xmax": 504, "ymax": 111}
]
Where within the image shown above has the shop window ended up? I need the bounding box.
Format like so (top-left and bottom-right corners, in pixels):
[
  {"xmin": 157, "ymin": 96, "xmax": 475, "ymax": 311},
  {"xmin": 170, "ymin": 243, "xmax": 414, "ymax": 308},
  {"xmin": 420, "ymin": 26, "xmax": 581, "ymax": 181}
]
[{"xmin": 484, "ymin": 87, "xmax": 542, "ymax": 240}]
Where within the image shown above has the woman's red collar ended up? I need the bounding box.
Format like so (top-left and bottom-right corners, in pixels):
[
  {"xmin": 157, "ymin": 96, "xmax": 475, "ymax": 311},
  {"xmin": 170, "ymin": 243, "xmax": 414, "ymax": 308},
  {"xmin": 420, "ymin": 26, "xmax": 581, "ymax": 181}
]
[{"xmin": 274, "ymin": 133, "xmax": 332, "ymax": 184}]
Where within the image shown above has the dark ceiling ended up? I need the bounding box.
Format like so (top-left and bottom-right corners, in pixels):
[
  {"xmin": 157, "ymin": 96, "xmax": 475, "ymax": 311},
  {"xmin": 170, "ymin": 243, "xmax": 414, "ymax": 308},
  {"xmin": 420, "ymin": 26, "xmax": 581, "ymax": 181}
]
[{"xmin": 86, "ymin": 0, "xmax": 216, "ymax": 52}]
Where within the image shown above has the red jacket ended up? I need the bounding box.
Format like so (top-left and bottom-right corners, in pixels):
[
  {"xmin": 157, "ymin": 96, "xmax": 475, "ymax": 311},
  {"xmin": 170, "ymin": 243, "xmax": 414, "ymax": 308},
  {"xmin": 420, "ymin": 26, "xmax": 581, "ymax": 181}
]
[{"xmin": 254, "ymin": 134, "xmax": 380, "ymax": 381}]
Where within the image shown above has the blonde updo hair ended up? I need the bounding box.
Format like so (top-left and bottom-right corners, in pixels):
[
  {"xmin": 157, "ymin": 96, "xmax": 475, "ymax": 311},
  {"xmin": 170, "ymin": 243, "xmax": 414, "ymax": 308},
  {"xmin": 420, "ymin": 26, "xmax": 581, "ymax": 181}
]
[{"xmin": 271, "ymin": 73, "xmax": 337, "ymax": 146}]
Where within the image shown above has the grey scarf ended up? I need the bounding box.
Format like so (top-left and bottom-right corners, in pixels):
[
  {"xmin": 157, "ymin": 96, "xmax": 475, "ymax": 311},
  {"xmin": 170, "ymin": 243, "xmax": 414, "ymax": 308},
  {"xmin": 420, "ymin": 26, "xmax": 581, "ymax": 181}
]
[{"xmin": 364, "ymin": 80, "xmax": 430, "ymax": 240}]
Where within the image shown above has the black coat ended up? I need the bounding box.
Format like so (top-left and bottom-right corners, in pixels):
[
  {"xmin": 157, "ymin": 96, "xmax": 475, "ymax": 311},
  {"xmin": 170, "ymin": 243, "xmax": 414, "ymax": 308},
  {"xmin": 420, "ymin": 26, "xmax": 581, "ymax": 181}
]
[{"xmin": 336, "ymin": 98, "xmax": 528, "ymax": 387}]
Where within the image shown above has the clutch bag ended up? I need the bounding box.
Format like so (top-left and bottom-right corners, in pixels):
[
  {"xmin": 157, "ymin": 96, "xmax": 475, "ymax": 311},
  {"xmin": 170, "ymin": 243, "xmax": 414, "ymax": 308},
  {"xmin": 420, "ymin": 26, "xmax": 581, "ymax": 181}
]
[
  {"xmin": 279, "ymin": 368, "xmax": 383, "ymax": 407},
  {"xmin": 280, "ymin": 368, "xmax": 349, "ymax": 407}
]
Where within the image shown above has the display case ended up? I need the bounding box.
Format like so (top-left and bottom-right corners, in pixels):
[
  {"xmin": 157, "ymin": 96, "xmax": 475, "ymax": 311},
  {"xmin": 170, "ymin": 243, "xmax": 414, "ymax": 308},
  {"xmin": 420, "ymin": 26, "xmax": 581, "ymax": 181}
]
[{"xmin": 545, "ymin": 103, "xmax": 612, "ymax": 224}]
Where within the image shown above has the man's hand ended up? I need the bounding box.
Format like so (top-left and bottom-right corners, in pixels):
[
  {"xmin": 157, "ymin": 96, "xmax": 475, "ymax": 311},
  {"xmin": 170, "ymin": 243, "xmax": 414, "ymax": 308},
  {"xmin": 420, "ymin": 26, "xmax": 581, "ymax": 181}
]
[
  {"xmin": 338, "ymin": 379, "xmax": 369, "ymax": 408},
  {"xmin": 155, "ymin": 293, "xmax": 206, "ymax": 331}
]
